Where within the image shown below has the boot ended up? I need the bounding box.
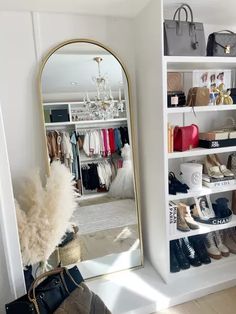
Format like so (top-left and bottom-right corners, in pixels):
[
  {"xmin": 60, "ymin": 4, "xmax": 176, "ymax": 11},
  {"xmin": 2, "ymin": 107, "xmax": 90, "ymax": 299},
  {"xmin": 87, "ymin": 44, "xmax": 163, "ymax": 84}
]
[
  {"xmin": 189, "ymin": 235, "xmax": 211, "ymax": 264},
  {"xmin": 229, "ymin": 227, "xmax": 236, "ymax": 243},
  {"xmin": 179, "ymin": 203, "xmax": 199, "ymax": 230},
  {"xmin": 181, "ymin": 237, "xmax": 202, "ymax": 267},
  {"xmin": 204, "ymin": 232, "xmax": 221, "ymax": 259},
  {"xmin": 170, "ymin": 240, "xmax": 190, "ymax": 270},
  {"xmin": 170, "ymin": 242, "xmax": 180, "ymax": 273},
  {"xmin": 177, "ymin": 204, "xmax": 190, "ymax": 232},
  {"xmin": 223, "ymin": 229, "xmax": 236, "ymax": 254},
  {"xmin": 232, "ymin": 191, "xmax": 236, "ymax": 215},
  {"xmin": 214, "ymin": 230, "xmax": 229, "ymax": 257}
]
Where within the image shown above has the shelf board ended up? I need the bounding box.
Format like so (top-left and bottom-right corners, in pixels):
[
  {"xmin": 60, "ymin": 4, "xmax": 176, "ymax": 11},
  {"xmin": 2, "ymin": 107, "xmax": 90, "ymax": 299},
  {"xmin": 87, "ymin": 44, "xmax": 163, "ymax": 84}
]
[
  {"xmin": 45, "ymin": 118, "xmax": 127, "ymax": 128},
  {"xmin": 164, "ymin": 56, "xmax": 236, "ymax": 70},
  {"xmin": 169, "ymin": 214, "xmax": 236, "ymax": 241},
  {"xmin": 169, "ymin": 182, "xmax": 236, "ymax": 201},
  {"xmin": 169, "ymin": 253, "xmax": 236, "ymax": 279},
  {"xmin": 167, "ymin": 105, "xmax": 236, "ymax": 114},
  {"xmin": 168, "ymin": 146, "xmax": 236, "ymax": 159}
]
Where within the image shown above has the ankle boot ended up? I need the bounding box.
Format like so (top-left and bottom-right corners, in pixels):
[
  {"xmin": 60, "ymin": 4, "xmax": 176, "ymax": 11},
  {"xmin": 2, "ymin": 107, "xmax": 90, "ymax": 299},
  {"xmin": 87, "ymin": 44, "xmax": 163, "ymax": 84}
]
[
  {"xmin": 214, "ymin": 230, "xmax": 229, "ymax": 257},
  {"xmin": 204, "ymin": 232, "xmax": 221, "ymax": 259},
  {"xmin": 180, "ymin": 203, "xmax": 199, "ymax": 230},
  {"xmin": 171, "ymin": 240, "xmax": 190, "ymax": 270},
  {"xmin": 189, "ymin": 235, "xmax": 211, "ymax": 264},
  {"xmin": 177, "ymin": 204, "xmax": 190, "ymax": 232},
  {"xmin": 229, "ymin": 228, "xmax": 236, "ymax": 243},
  {"xmin": 181, "ymin": 237, "xmax": 202, "ymax": 267},
  {"xmin": 223, "ymin": 229, "xmax": 236, "ymax": 254}
]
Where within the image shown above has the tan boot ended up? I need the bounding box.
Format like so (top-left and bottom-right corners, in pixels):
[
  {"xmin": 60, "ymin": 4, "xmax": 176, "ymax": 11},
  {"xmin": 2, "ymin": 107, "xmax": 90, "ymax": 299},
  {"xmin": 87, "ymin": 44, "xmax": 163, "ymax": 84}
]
[
  {"xmin": 179, "ymin": 202, "xmax": 199, "ymax": 230},
  {"xmin": 228, "ymin": 228, "xmax": 236, "ymax": 243},
  {"xmin": 223, "ymin": 229, "xmax": 236, "ymax": 254},
  {"xmin": 177, "ymin": 204, "xmax": 190, "ymax": 232}
]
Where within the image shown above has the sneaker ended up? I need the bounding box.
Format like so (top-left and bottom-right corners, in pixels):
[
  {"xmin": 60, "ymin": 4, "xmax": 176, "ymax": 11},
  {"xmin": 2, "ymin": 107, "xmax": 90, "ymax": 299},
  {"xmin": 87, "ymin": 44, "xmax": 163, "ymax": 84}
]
[
  {"xmin": 170, "ymin": 240, "xmax": 190, "ymax": 270},
  {"xmin": 181, "ymin": 237, "xmax": 202, "ymax": 267},
  {"xmin": 189, "ymin": 235, "xmax": 211, "ymax": 264},
  {"xmin": 204, "ymin": 232, "xmax": 221, "ymax": 259},
  {"xmin": 214, "ymin": 230, "xmax": 229, "ymax": 257},
  {"xmin": 170, "ymin": 242, "xmax": 180, "ymax": 273},
  {"xmin": 223, "ymin": 229, "xmax": 236, "ymax": 254}
]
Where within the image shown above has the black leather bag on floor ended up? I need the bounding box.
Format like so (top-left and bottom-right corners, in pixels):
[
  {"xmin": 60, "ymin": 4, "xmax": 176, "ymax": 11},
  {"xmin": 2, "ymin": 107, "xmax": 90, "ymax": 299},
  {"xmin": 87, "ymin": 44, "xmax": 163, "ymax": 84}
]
[
  {"xmin": 5, "ymin": 266, "xmax": 84, "ymax": 314},
  {"xmin": 164, "ymin": 3, "xmax": 206, "ymax": 56},
  {"xmin": 207, "ymin": 30, "xmax": 236, "ymax": 56}
]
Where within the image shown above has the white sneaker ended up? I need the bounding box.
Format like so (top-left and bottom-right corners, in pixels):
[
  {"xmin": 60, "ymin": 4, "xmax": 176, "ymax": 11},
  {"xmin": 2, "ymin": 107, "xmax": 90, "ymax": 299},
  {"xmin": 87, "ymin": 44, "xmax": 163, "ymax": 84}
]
[
  {"xmin": 204, "ymin": 232, "xmax": 222, "ymax": 259},
  {"xmin": 214, "ymin": 230, "xmax": 230, "ymax": 257}
]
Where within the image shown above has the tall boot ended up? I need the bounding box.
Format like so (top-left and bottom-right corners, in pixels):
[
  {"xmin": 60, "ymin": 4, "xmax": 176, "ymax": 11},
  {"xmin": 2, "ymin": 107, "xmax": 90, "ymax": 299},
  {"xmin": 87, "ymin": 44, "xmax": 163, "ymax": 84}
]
[{"xmin": 232, "ymin": 191, "xmax": 236, "ymax": 215}]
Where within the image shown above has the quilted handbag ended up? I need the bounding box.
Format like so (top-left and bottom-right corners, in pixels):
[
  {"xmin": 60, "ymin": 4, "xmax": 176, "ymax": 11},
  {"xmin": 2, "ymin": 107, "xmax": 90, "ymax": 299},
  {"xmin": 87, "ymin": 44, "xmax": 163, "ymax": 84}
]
[
  {"xmin": 187, "ymin": 87, "xmax": 210, "ymax": 106},
  {"xmin": 174, "ymin": 124, "xmax": 199, "ymax": 151},
  {"xmin": 5, "ymin": 266, "xmax": 84, "ymax": 314},
  {"xmin": 207, "ymin": 30, "xmax": 236, "ymax": 56},
  {"xmin": 164, "ymin": 3, "xmax": 206, "ymax": 56}
]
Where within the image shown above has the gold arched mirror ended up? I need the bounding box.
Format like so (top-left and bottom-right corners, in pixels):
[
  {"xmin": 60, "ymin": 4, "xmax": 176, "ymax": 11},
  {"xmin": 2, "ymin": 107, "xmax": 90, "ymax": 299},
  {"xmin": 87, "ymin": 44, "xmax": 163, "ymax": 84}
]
[{"xmin": 39, "ymin": 39, "xmax": 143, "ymax": 279}]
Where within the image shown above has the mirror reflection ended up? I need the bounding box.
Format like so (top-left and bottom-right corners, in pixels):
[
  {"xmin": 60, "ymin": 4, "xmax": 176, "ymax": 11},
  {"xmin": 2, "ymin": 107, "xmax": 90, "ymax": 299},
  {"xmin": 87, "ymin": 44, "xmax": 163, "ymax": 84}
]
[{"xmin": 41, "ymin": 41, "xmax": 142, "ymax": 278}]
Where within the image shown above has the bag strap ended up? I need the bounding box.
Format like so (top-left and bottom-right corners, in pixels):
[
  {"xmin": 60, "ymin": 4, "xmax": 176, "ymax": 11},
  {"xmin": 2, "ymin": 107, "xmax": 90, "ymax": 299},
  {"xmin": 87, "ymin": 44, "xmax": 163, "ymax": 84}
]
[{"xmin": 216, "ymin": 30, "xmax": 235, "ymax": 34}]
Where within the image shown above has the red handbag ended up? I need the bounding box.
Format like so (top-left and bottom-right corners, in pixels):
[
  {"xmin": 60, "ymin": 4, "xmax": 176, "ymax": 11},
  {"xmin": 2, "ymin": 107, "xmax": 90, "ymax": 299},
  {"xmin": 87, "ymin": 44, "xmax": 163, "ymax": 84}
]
[{"xmin": 174, "ymin": 124, "xmax": 199, "ymax": 151}]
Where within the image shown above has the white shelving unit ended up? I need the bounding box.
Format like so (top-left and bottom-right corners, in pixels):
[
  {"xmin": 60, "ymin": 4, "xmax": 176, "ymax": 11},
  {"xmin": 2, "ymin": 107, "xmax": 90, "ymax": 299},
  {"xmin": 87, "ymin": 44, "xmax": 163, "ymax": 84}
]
[{"xmin": 164, "ymin": 56, "xmax": 236, "ymax": 280}]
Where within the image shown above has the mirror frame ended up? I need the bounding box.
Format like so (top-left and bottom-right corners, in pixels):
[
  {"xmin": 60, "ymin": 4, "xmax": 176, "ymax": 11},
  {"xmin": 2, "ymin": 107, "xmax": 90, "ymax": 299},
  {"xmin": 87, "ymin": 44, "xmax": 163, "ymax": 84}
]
[{"xmin": 38, "ymin": 38, "xmax": 144, "ymax": 276}]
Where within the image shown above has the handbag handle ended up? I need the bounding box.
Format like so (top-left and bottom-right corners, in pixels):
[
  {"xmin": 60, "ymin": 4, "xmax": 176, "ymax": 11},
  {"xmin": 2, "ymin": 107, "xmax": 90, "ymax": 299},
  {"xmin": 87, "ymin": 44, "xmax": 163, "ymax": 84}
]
[
  {"xmin": 28, "ymin": 267, "xmax": 81, "ymax": 314},
  {"xmin": 173, "ymin": 3, "xmax": 194, "ymax": 23},
  {"xmin": 173, "ymin": 6, "xmax": 188, "ymax": 22}
]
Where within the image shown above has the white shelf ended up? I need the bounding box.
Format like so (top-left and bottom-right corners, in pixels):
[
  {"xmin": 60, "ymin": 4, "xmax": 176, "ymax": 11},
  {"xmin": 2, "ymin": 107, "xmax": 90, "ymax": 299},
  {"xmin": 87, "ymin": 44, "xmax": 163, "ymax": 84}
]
[
  {"xmin": 169, "ymin": 183, "xmax": 236, "ymax": 201},
  {"xmin": 169, "ymin": 214, "xmax": 236, "ymax": 241},
  {"xmin": 167, "ymin": 105, "xmax": 236, "ymax": 114},
  {"xmin": 45, "ymin": 118, "xmax": 127, "ymax": 128},
  {"xmin": 168, "ymin": 146, "xmax": 236, "ymax": 159},
  {"xmin": 164, "ymin": 56, "xmax": 236, "ymax": 70}
]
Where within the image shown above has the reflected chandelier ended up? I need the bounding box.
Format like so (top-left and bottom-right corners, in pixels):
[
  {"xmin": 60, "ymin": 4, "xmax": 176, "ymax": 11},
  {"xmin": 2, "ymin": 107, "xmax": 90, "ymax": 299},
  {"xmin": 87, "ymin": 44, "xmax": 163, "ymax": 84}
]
[{"xmin": 84, "ymin": 57, "xmax": 124, "ymax": 120}]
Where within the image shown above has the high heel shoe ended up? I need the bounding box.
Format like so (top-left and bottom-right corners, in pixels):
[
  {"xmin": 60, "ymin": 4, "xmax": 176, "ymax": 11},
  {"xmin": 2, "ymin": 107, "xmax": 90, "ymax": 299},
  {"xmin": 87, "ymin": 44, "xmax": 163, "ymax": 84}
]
[
  {"xmin": 204, "ymin": 155, "xmax": 224, "ymax": 179},
  {"xmin": 209, "ymin": 154, "xmax": 234, "ymax": 177}
]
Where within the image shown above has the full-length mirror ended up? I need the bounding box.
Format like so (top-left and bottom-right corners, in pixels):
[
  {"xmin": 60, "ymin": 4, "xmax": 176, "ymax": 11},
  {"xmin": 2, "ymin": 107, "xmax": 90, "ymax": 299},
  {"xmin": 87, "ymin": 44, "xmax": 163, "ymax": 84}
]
[{"xmin": 40, "ymin": 40, "xmax": 142, "ymax": 279}]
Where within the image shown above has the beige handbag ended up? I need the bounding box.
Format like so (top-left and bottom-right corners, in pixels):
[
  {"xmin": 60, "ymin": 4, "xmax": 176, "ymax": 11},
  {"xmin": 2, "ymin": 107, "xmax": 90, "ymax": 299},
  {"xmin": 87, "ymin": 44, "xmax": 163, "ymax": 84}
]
[
  {"xmin": 167, "ymin": 72, "xmax": 183, "ymax": 92},
  {"xmin": 187, "ymin": 87, "xmax": 210, "ymax": 106}
]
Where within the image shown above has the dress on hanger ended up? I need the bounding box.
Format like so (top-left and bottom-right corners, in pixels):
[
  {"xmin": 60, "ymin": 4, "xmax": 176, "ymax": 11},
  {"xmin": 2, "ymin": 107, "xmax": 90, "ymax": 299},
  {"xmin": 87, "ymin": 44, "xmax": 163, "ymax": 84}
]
[{"xmin": 108, "ymin": 143, "xmax": 134, "ymax": 199}]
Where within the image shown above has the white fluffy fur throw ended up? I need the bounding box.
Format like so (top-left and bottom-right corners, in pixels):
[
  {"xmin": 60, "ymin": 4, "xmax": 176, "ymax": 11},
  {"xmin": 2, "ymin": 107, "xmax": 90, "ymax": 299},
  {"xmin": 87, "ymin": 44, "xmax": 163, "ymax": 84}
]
[{"xmin": 15, "ymin": 162, "xmax": 77, "ymax": 266}]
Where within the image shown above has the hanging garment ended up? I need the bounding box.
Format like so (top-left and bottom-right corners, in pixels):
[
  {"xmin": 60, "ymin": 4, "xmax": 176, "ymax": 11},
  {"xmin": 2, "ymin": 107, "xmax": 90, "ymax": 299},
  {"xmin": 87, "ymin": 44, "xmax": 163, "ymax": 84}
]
[
  {"xmin": 83, "ymin": 131, "xmax": 90, "ymax": 157},
  {"xmin": 108, "ymin": 128, "xmax": 116, "ymax": 154},
  {"xmin": 71, "ymin": 132, "xmax": 79, "ymax": 180},
  {"xmin": 108, "ymin": 144, "xmax": 134, "ymax": 199},
  {"xmin": 99, "ymin": 129, "xmax": 105, "ymax": 156},
  {"xmin": 105, "ymin": 129, "xmax": 111, "ymax": 156},
  {"xmin": 114, "ymin": 128, "xmax": 122, "ymax": 151},
  {"xmin": 61, "ymin": 132, "xmax": 73, "ymax": 171}
]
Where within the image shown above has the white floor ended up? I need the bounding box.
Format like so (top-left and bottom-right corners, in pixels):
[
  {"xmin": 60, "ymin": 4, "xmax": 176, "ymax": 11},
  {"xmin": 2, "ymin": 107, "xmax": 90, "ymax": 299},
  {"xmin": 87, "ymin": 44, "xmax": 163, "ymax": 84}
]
[{"xmin": 87, "ymin": 259, "xmax": 236, "ymax": 314}]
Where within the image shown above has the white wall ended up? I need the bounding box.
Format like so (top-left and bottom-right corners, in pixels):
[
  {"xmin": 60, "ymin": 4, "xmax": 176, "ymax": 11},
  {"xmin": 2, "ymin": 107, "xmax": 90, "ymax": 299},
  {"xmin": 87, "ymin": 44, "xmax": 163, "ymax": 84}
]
[{"xmin": 0, "ymin": 10, "xmax": 139, "ymax": 307}]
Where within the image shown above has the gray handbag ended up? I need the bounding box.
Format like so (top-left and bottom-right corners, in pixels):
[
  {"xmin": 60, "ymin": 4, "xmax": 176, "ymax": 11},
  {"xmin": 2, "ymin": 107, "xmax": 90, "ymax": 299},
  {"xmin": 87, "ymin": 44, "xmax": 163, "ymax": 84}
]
[
  {"xmin": 207, "ymin": 30, "xmax": 236, "ymax": 56},
  {"xmin": 164, "ymin": 4, "xmax": 206, "ymax": 56}
]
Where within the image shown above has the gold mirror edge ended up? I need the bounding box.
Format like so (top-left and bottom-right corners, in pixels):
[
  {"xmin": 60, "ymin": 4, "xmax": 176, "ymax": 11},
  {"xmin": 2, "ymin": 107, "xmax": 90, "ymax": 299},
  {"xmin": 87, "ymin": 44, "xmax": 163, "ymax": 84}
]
[{"xmin": 37, "ymin": 38, "xmax": 144, "ymax": 277}]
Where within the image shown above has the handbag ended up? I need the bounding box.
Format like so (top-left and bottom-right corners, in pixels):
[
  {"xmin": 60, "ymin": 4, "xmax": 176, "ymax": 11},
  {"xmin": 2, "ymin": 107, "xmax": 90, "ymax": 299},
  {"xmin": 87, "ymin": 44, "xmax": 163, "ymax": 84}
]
[
  {"xmin": 5, "ymin": 266, "xmax": 84, "ymax": 314},
  {"xmin": 174, "ymin": 124, "xmax": 199, "ymax": 151},
  {"xmin": 187, "ymin": 87, "xmax": 210, "ymax": 106},
  {"xmin": 207, "ymin": 30, "xmax": 236, "ymax": 56},
  {"xmin": 164, "ymin": 3, "xmax": 206, "ymax": 56}
]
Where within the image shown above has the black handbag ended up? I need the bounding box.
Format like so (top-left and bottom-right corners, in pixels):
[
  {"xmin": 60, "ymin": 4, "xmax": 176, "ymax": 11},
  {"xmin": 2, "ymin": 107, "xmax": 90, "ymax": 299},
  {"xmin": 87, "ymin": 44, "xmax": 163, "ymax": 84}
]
[
  {"xmin": 207, "ymin": 30, "xmax": 236, "ymax": 56},
  {"xmin": 164, "ymin": 3, "xmax": 206, "ymax": 56},
  {"xmin": 5, "ymin": 266, "xmax": 84, "ymax": 314}
]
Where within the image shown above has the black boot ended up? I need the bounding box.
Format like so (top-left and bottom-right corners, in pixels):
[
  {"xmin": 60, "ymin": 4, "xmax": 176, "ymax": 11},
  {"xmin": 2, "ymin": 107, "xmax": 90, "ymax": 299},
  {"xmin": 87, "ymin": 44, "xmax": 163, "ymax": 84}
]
[
  {"xmin": 170, "ymin": 240, "xmax": 190, "ymax": 270},
  {"xmin": 170, "ymin": 242, "xmax": 180, "ymax": 273},
  {"xmin": 181, "ymin": 237, "xmax": 202, "ymax": 267},
  {"xmin": 189, "ymin": 235, "xmax": 211, "ymax": 264}
]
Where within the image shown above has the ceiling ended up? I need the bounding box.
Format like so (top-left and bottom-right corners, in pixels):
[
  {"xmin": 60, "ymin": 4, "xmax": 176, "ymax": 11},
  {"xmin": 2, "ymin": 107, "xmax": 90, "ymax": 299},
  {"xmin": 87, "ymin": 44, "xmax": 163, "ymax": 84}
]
[
  {"xmin": 0, "ymin": 0, "xmax": 151, "ymax": 18},
  {"xmin": 42, "ymin": 44, "xmax": 124, "ymax": 100}
]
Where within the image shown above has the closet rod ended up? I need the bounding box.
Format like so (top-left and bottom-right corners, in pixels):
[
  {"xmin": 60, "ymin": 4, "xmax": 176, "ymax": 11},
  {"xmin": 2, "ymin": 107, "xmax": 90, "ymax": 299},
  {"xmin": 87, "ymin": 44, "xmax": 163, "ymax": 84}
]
[{"xmin": 76, "ymin": 122, "xmax": 127, "ymax": 130}]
